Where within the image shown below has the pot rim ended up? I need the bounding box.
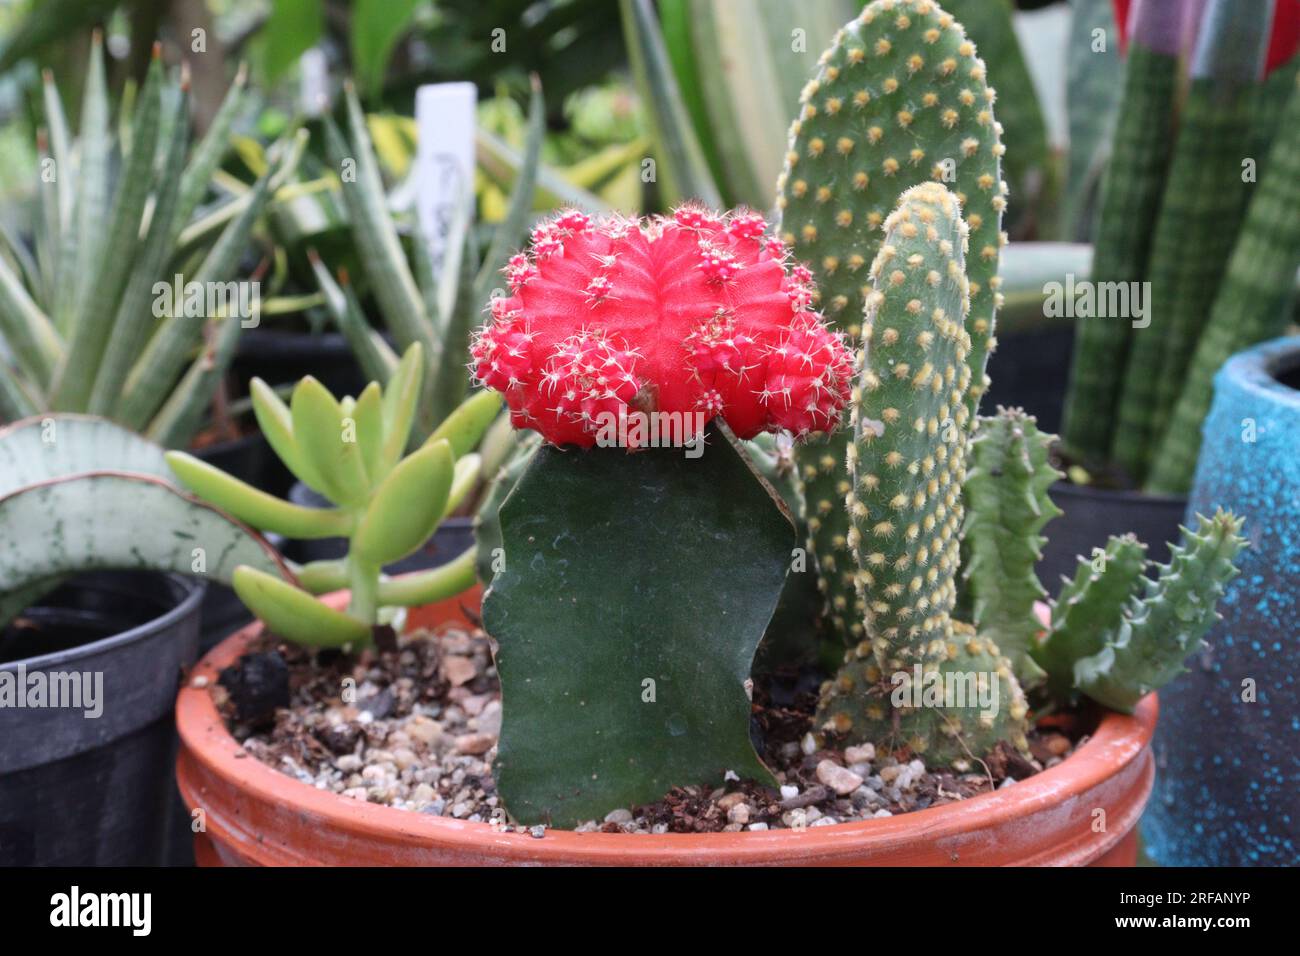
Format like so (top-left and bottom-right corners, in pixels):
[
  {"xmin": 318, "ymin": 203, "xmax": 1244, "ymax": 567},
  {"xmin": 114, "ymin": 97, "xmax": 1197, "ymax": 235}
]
[
  {"xmin": 1220, "ymin": 334, "xmax": 1300, "ymax": 411},
  {"xmin": 177, "ymin": 587, "xmax": 1157, "ymax": 863},
  {"xmin": 1048, "ymin": 478, "xmax": 1187, "ymax": 507},
  {"xmin": 2, "ymin": 572, "xmax": 205, "ymax": 672}
]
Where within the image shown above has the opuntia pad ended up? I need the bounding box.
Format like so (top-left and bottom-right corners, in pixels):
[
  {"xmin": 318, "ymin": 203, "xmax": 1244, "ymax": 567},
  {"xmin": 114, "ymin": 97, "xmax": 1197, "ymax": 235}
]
[{"xmin": 472, "ymin": 208, "xmax": 854, "ymax": 447}]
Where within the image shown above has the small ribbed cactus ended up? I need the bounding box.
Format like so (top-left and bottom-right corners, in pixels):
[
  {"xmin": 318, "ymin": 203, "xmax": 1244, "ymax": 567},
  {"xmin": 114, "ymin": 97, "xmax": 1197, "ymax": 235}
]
[
  {"xmin": 962, "ymin": 407, "xmax": 1061, "ymax": 687},
  {"xmin": 817, "ymin": 182, "xmax": 1029, "ymax": 766},
  {"xmin": 1041, "ymin": 511, "xmax": 1248, "ymax": 714},
  {"xmin": 776, "ymin": 0, "xmax": 1007, "ymax": 644}
]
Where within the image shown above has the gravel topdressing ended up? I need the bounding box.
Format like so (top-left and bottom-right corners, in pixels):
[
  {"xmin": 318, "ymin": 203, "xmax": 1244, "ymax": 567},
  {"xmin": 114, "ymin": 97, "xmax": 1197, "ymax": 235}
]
[{"xmin": 212, "ymin": 622, "xmax": 1080, "ymax": 834}]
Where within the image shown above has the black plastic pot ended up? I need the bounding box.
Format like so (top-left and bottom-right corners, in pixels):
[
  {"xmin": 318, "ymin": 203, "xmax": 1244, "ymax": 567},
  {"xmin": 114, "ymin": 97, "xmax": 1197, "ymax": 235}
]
[
  {"xmin": 0, "ymin": 571, "xmax": 202, "ymax": 865},
  {"xmin": 192, "ymin": 435, "xmax": 293, "ymax": 654},
  {"xmin": 282, "ymin": 481, "xmax": 475, "ymax": 574},
  {"xmin": 232, "ymin": 328, "xmax": 369, "ymax": 400},
  {"xmin": 983, "ymin": 323, "xmax": 1075, "ymax": 435},
  {"xmin": 1038, "ymin": 482, "xmax": 1188, "ymax": 594}
]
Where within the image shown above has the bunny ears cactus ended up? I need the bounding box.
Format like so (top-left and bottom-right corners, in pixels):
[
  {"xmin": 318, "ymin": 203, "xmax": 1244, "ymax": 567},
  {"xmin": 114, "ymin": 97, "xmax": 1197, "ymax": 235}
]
[
  {"xmin": 165, "ymin": 344, "xmax": 496, "ymax": 647},
  {"xmin": 471, "ymin": 206, "xmax": 854, "ymax": 448}
]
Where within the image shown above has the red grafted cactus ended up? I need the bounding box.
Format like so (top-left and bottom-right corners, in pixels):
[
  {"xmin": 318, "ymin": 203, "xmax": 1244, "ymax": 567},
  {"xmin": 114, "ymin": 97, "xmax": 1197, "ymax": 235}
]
[{"xmin": 472, "ymin": 206, "xmax": 854, "ymax": 447}]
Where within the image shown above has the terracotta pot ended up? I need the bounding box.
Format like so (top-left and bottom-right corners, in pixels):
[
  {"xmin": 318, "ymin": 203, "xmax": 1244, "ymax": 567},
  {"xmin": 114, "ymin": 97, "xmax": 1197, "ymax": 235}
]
[{"xmin": 177, "ymin": 588, "xmax": 1157, "ymax": 866}]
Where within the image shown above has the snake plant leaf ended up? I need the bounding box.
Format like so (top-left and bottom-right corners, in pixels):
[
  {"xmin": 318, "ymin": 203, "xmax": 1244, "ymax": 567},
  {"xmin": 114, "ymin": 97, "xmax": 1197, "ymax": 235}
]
[
  {"xmin": 88, "ymin": 86, "xmax": 191, "ymax": 417},
  {"xmin": 291, "ymin": 375, "xmax": 371, "ymax": 507},
  {"xmin": 165, "ymin": 451, "xmax": 353, "ymax": 540},
  {"xmin": 0, "ymin": 473, "xmax": 291, "ymax": 605},
  {"xmin": 425, "ymin": 389, "xmax": 502, "ymax": 459},
  {"xmin": 53, "ymin": 48, "xmax": 164, "ymax": 412},
  {"xmin": 353, "ymin": 439, "xmax": 454, "ymax": 567},
  {"xmin": 0, "ymin": 239, "xmax": 62, "ymax": 385},
  {"xmin": 231, "ymin": 566, "xmax": 371, "ymax": 649},
  {"xmin": 485, "ymin": 422, "xmax": 788, "ymax": 827},
  {"xmin": 61, "ymin": 32, "xmax": 109, "ymax": 347},
  {"xmin": 0, "ymin": 415, "xmax": 168, "ymax": 496},
  {"xmin": 176, "ymin": 63, "xmax": 248, "ymax": 228},
  {"xmin": 618, "ymin": 0, "xmax": 722, "ymax": 208},
  {"xmin": 379, "ymin": 343, "xmax": 424, "ymax": 468}
]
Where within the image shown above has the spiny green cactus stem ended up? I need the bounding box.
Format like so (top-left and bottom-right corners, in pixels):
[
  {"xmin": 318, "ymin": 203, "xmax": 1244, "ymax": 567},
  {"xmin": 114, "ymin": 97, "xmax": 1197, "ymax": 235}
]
[
  {"xmin": 1033, "ymin": 533, "xmax": 1148, "ymax": 702},
  {"xmin": 777, "ymin": 0, "xmax": 1007, "ymax": 643},
  {"xmin": 1148, "ymin": 69, "xmax": 1300, "ymax": 494},
  {"xmin": 962, "ymin": 407, "xmax": 1061, "ymax": 688},
  {"xmin": 1061, "ymin": 5, "xmax": 1182, "ymax": 463},
  {"xmin": 1110, "ymin": 3, "xmax": 1271, "ymax": 483},
  {"xmin": 815, "ymin": 182, "xmax": 1027, "ymax": 766},
  {"xmin": 1073, "ymin": 511, "xmax": 1247, "ymax": 713},
  {"xmin": 940, "ymin": 0, "xmax": 1052, "ymax": 239}
]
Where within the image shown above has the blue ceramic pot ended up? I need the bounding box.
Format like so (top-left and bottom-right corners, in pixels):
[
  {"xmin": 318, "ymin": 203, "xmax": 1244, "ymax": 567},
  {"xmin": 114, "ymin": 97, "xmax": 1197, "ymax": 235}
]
[{"xmin": 1142, "ymin": 336, "xmax": 1300, "ymax": 865}]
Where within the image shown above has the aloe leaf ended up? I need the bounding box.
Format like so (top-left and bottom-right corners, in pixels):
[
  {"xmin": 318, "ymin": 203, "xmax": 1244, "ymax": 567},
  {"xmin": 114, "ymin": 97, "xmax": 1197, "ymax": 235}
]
[
  {"xmin": 475, "ymin": 128, "xmax": 611, "ymax": 214},
  {"xmin": 0, "ymin": 473, "xmax": 290, "ymax": 599},
  {"xmin": 165, "ymin": 451, "xmax": 353, "ymax": 539},
  {"xmin": 425, "ymin": 389, "xmax": 502, "ymax": 458},
  {"xmin": 375, "ymin": 546, "xmax": 476, "ymax": 607},
  {"xmin": 473, "ymin": 75, "xmax": 545, "ymax": 310},
  {"xmin": 53, "ymin": 48, "xmax": 164, "ymax": 412},
  {"xmin": 291, "ymin": 376, "xmax": 371, "ymax": 507},
  {"xmin": 353, "ymin": 439, "xmax": 454, "ymax": 567},
  {"xmin": 89, "ymin": 89, "xmax": 191, "ymax": 417},
  {"xmin": 232, "ymin": 565, "xmax": 371, "ymax": 648},
  {"xmin": 617, "ymin": 0, "xmax": 722, "ymax": 207},
  {"xmin": 485, "ymin": 423, "xmax": 785, "ymax": 827},
  {"xmin": 308, "ymin": 251, "xmax": 398, "ymax": 386},
  {"xmin": 0, "ymin": 415, "xmax": 169, "ymax": 496},
  {"xmin": 423, "ymin": 207, "xmax": 478, "ymax": 436},
  {"xmin": 323, "ymin": 85, "xmax": 431, "ymax": 356}
]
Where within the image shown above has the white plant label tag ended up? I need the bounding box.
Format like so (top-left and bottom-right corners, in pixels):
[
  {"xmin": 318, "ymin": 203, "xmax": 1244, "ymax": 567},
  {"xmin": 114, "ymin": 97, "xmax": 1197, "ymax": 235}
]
[{"xmin": 414, "ymin": 82, "xmax": 477, "ymax": 273}]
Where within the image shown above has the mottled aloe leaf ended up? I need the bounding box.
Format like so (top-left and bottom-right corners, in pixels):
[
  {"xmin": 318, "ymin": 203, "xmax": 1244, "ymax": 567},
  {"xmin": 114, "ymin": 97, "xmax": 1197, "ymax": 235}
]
[
  {"xmin": 0, "ymin": 474, "xmax": 290, "ymax": 611},
  {"xmin": 485, "ymin": 423, "xmax": 789, "ymax": 827}
]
